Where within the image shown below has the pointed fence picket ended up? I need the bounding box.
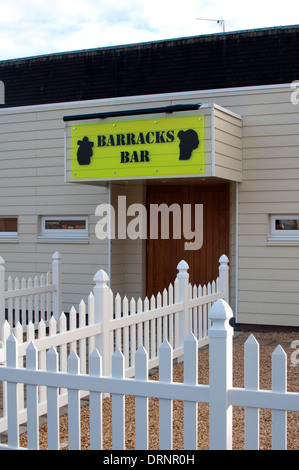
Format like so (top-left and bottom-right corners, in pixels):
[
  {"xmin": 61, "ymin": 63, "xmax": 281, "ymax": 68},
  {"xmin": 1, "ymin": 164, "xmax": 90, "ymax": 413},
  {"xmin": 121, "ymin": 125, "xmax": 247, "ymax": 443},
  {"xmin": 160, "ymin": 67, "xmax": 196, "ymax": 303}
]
[
  {"xmin": 0, "ymin": 252, "xmax": 62, "ymax": 327},
  {"xmin": 272, "ymin": 345, "xmax": 287, "ymax": 450},
  {"xmin": 0, "ymin": 298, "xmax": 100, "ymax": 435},
  {"xmin": 95, "ymin": 256, "xmax": 229, "ymax": 378},
  {"xmin": 0, "ymin": 300, "xmax": 298, "ymax": 450},
  {"xmin": 244, "ymin": 335, "xmax": 289, "ymax": 451},
  {"xmin": 0, "ymin": 256, "xmax": 229, "ymax": 439},
  {"xmin": 244, "ymin": 334, "xmax": 260, "ymax": 450}
]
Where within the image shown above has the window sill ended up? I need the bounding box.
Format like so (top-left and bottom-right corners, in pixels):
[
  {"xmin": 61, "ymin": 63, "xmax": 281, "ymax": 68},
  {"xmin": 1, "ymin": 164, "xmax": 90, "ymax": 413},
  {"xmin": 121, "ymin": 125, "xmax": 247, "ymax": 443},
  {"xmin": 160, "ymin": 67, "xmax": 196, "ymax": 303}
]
[{"xmin": 0, "ymin": 237, "xmax": 18, "ymax": 243}]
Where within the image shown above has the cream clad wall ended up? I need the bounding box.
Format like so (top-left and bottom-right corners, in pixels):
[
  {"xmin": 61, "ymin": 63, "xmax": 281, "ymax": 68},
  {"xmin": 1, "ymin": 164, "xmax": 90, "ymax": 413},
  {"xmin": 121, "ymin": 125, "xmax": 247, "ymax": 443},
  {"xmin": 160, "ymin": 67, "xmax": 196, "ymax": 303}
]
[
  {"xmin": 0, "ymin": 102, "xmax": 110, "ymax": 311},
  {"xmin": 192, "ymin": 84, "xmax": 299, "ymax": 327},
  {"xmin": 0, "ymin": 84, "xmax": 299, "ymax": 326},
  {"xmin": 0, "ymin": 96, "xmax": 185, "ymax": 312}
]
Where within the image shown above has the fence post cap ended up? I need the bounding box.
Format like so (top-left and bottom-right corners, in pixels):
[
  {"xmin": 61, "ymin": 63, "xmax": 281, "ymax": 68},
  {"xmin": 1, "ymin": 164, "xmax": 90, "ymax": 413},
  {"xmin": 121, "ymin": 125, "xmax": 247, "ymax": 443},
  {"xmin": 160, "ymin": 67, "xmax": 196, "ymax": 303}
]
[
  {"xmin": 93, "ymin": 269, "xmax": 109, "ymax": 284},
  {"xmin": 0, "ymin": 256, "xmax": 5, "ymax": 265},
  {"xmin": 177, "ymin": 259, "xmax": 189, "ymax": 272},
  {"xmin": 177, "ymin": 259, "xmax": 189, "ymax": 270},
  {"xmin": 208, "ymin": 298, "xmax": 233, "ymax": 322},
  {"xmin": 219, "ymin": 254, "xmax": 229, "ymax": 264},
  {"xmin": 52, "ymin": 251, "xmax": 61, "ymax": 260}
]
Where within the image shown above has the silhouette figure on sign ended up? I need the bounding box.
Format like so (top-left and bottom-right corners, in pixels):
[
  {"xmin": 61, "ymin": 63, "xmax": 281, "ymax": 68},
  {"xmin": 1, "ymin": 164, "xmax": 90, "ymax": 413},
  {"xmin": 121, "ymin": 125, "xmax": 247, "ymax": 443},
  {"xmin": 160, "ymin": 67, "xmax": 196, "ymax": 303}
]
[
  {"xmin": 77, "ymin": 136, "xmax": 94, "ymax": 165},
  {"xmin": 177, "ymin": 129, "xmax": 199, "ymax": 160}
]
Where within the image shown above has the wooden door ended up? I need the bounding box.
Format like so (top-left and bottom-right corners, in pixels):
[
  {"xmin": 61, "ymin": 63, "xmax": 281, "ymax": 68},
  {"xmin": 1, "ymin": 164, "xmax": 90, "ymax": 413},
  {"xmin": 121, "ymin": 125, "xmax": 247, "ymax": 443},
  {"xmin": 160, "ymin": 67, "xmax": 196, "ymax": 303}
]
[{"xmin": 146, "ymin": 182, "xmax": 229, "ymax": 297}]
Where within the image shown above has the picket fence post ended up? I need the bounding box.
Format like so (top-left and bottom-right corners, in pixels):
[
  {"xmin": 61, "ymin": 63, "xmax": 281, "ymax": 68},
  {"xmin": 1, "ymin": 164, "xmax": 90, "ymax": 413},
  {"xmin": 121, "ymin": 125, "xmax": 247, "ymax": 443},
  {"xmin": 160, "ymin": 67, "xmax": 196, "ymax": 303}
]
[
  {"xmin": 208, "ymin": 298, "xmax": 234, "ymax": 450},
  {"xmin": 93, "ymin": 269, "xmax": 112, "ymax": 377},
  {"xmin": 52, "ymin": 252, "xmax": 62, "ymax": 320},
  {"xmin": 7, "ymin": 334, "xmax": 19, "ymax": 449},
  {"xmin": 218, "ymin": 254, "xmax": 229, "ymax": 302},
  {"xmin": 176, "ymin": 260, "xmax": 189, "ymax": 350},
  {"xmin": 0, "ymin": 256, "xmax": 5, "ymax": 325}
]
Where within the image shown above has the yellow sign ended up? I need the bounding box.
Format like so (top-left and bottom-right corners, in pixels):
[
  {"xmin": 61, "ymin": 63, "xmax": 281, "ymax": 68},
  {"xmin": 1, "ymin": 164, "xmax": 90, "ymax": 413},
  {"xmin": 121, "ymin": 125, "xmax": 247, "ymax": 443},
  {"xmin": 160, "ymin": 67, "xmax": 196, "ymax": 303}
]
[{"xmin": 71, "ymin": 115, "xmax": 204, "ymax": 180}]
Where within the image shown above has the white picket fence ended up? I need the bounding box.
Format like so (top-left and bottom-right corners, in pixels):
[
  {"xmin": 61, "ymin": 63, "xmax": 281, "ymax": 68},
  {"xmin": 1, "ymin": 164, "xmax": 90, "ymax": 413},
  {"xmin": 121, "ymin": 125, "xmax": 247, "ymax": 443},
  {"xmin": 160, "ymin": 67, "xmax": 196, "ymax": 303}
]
[
  {"xmin": 0, "ymin": 298, "xmax": 298, "ymax": 450},
  {"xmin": 0, "ymin": 304, "xmax": 97, "ymax": 435},
  {"xmin": 0, "ymin": 255, "xmax": 229, "ymax": 438},
  {"xmin": 94, "ymin": 255, "xmax": 229, "ymax": 377},
  {"xmin": 0, "ymin": 252, "xmax": 62, "ymax": 327}
]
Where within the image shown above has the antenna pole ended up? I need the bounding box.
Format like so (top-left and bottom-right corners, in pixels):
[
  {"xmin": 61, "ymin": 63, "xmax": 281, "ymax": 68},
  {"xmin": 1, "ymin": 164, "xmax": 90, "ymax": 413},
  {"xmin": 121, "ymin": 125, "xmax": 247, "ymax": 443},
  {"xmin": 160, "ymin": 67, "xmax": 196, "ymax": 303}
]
[{"xmin": 196, "ymin": 17, "xmax": 225, "ymax": 32}]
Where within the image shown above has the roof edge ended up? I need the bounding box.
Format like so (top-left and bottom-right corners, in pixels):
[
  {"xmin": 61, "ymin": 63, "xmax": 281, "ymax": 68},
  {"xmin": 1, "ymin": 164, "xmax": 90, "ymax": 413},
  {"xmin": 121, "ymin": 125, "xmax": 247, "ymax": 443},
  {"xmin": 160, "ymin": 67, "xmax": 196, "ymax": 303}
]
[{"xmin": 1, "ymin": 24, "xmax": 299, "ymax": 64}]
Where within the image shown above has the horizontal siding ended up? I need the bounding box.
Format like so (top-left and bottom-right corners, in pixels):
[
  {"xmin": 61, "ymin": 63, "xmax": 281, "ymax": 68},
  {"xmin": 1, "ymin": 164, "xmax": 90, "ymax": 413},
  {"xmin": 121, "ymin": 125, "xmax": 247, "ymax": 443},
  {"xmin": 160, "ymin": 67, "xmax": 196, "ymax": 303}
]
[
  {"xmin": 0, "ymin": 101, "xmax": 111, "ymax": 311},
  {"xmin": 0, "ymin": 85, "xmax": 299, "ymax": 326},
  {"xmin": 228, "ymin": 182, "xmax": 237, "ymax": 314},
  {"xmin": 239, "ymin": 254, "xmax": 299, "ymax": 269},
  {"xmin": 110, "ymin": 183, "xmax": 146, "ymax": 299},
  {"xmin": 185, "ymin": 86, "xmax": 299, "ymax": 326},
  {"xmin": 213, "ymin": 106, "xmax": 242, "ymax": 182},
  {"xmin": 236, "ymin": 89, "xmax": 299, "ymax": 326}
]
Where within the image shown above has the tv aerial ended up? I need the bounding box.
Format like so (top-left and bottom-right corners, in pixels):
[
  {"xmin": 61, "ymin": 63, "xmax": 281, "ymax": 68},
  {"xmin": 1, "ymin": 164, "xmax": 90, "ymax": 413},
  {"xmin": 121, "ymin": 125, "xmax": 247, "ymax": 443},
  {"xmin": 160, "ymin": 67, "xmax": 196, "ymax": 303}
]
[{"xmin": 196, "ymin": 17, "xmax": 225, "ymax": 32}]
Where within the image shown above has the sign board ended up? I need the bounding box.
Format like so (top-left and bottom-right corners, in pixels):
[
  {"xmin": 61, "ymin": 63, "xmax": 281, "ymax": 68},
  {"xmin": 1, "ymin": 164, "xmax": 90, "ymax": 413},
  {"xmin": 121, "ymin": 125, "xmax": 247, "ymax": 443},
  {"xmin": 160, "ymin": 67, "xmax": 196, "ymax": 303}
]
[{"xmin": 69, "ymin": 115, "xmax": 205, "ymax": 181}]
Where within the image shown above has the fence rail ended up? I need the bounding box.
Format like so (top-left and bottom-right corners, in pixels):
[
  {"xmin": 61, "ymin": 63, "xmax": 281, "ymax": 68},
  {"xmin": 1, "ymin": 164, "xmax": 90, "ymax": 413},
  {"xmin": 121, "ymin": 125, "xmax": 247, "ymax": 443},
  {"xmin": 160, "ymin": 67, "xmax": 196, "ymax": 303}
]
[
  {"xmin": 0, "ymin": 298, "xmax": 298, "ymax": 450},
  {"xmin": 0, "ymin": 252, "xmax": 62, "ymax": 327},
  {"xmin": 96, "ymin": 256, "xmax": 228, "ymax": 377}
]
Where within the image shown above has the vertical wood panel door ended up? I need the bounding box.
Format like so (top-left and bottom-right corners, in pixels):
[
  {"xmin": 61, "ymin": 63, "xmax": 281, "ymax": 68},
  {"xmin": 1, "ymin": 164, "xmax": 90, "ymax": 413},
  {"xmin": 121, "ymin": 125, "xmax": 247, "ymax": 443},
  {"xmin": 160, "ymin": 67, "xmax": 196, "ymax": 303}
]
[{"xmin": 146, "ymin": 183, "xmax": 229, "ymax": 297}]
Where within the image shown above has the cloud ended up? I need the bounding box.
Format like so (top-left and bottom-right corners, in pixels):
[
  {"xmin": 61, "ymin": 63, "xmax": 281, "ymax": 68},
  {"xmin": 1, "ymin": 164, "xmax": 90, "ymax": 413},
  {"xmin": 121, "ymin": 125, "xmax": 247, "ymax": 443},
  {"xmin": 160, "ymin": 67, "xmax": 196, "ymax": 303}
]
[
  {"xmin": 0, "ymin": 0, "xmax": 221, "ymax": 58},
  {"xmin": 0, "ymin": 0, "xmax": 298, "ymax": 60}
]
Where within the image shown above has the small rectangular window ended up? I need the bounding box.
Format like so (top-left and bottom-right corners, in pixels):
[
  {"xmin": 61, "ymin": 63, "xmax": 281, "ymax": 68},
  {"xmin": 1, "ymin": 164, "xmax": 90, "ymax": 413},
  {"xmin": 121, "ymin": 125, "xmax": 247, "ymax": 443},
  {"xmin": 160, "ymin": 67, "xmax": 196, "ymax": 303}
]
[
  {"xmin": 40, "ymin": 216, "xmax": 88, "ymax": 239},
  {"xmin": 0, "ymin": 217, "xmax": 18, "ymax": 238},
  {"xmin": 269, "ymin": 215, "xmax": 299, "ymax": 240}
]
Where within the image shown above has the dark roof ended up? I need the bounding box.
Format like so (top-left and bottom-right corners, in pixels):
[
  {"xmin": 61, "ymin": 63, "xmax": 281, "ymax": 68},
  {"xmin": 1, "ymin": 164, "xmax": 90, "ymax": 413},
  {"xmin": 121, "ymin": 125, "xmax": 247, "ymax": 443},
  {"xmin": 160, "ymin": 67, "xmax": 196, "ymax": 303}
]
[{"xmin": 1, "ymin": 25, "xmax": 299, "ymax": 108}]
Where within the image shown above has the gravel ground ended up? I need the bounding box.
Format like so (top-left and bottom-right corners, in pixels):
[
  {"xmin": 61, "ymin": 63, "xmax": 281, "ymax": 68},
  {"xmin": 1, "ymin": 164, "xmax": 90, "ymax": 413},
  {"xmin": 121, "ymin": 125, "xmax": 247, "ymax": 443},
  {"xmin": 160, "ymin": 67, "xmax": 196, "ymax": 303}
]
[{"xmin": 19, "ymin": 330, "xmax": 299, "ymax": 450}]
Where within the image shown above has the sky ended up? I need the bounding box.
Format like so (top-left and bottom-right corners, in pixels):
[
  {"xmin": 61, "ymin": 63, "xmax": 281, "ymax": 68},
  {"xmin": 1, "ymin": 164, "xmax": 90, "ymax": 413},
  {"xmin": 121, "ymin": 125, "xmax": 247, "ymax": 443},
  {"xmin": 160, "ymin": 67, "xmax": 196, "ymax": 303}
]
[{"xmin": 0, "ymin": 0, "xmax": 298, "ymax": 60}]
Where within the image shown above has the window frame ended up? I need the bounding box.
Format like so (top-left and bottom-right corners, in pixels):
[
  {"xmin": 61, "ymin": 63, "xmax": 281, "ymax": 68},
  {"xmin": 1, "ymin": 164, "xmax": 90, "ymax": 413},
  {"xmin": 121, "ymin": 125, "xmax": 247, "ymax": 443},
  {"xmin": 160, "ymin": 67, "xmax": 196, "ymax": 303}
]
[
  {"xmin": 0, "ymin": 217, "xmax": 18, "ymax": 239},
  {"xmin": 269, "ymin": 215, "xmax": 299, "ymax": 241},
  {"xmin": 40, "ymin": 216, "xmax": 89, "ymax": 239}
]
